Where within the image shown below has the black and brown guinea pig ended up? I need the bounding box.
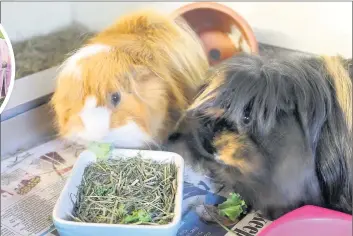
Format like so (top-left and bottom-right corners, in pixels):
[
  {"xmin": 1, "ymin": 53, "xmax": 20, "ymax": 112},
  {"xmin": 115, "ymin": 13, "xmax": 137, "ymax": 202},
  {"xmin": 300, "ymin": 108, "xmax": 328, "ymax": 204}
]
[
  {"xmin": 185, "ymin": 53, "xmax": 352, "ymax": 220},
  {"xmin": 50, "ymin": 10, "xmax": 209, "ymax": 148}
]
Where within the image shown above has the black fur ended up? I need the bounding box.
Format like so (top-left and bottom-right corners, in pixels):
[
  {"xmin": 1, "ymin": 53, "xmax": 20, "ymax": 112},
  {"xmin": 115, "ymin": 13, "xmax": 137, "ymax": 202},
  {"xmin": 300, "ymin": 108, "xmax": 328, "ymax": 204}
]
[{"xmin": 185, "ymin": 53, "xmax": 352, "ymax": 220}]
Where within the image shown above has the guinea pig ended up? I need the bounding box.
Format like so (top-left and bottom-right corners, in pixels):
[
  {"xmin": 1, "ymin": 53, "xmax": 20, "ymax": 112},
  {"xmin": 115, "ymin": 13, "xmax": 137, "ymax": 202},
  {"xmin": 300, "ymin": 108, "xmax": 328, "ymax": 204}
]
[
  {"xmin": 50, "ymin": 10, "xmax": 209, "ymax": 149},
  {"xmin": 185, "ymin": 53, "xmax": 352, "ymax": 220}
]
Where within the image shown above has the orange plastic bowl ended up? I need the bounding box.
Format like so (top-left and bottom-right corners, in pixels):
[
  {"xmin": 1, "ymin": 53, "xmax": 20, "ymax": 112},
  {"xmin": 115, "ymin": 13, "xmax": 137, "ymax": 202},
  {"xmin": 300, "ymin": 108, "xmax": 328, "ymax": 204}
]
[{"xmin": 172, "ymin": 2, "xmax": 258, "ymax": 65}]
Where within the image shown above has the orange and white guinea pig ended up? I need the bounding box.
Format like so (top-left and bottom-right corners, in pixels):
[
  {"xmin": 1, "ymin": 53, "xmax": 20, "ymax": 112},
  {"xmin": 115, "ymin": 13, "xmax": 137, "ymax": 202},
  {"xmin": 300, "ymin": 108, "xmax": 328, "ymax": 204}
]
[{"xmin": 50, "ymin": 10, "xmax": 209, "ymax": 149}]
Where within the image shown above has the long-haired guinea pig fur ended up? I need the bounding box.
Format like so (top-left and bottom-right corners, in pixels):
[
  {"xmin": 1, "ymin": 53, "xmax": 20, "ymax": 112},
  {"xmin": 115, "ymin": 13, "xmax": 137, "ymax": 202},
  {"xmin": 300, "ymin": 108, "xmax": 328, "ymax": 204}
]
[
  {"xmin": 50, "ymin": 10, "xmax": 208, "ymax": 148},
  {"xmin": 185, "ymin": 53, "xmax": 352, "ymax": 220}
]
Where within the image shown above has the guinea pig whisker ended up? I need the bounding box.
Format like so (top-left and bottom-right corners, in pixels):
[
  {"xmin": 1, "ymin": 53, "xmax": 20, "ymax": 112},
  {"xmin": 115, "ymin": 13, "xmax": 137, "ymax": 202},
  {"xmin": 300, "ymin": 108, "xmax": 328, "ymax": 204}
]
[
  {"xmin": 144, "ymin": 139, "xmax": 161, "ymax": 151},
  {"xmin": 143, "ymin": 141, "xmax": 153, "ymax": 150}
]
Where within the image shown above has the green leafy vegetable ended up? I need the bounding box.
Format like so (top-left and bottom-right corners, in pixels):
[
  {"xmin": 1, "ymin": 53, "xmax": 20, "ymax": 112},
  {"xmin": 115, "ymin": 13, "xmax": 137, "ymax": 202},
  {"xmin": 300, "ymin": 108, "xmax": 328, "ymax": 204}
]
[
  {"xmin": 123, "ymin": 210, "xmax": 152, "ymax": 224},
  {"xmin": 218, "ymin": 193, "xmax": 247, "ymax": 221},
  {"xmin": 88, "ymin": 142, "xmax": 112, "ymax": 160}
]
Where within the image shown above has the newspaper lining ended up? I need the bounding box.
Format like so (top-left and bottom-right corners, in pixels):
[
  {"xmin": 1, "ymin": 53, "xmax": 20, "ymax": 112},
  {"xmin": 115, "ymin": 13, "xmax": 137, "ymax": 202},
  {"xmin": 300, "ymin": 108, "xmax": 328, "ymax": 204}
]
[{"xmin": 1, "ymin": 139, "xmax": 272, "ymax": 236}]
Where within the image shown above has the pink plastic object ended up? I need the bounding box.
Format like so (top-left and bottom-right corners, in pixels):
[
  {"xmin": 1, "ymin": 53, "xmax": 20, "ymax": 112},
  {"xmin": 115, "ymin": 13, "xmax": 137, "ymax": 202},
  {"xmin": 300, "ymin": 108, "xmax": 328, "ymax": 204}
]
[{"xmin": 258, "ymin": 205, "xmax": 352, "ymax": 236}]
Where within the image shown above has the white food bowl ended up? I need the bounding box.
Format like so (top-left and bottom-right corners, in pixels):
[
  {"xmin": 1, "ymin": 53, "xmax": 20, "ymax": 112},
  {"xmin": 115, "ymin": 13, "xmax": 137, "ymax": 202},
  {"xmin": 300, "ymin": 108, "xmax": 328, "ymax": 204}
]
[{"xmin": 53, "ymin": 149, "xmax": 184, "ymax": 236}]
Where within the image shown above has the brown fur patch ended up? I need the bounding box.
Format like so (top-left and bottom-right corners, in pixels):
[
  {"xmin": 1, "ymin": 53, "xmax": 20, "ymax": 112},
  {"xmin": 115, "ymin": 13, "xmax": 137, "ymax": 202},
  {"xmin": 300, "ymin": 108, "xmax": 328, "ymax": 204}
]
[
  {"xmin": 51, "ymin": 10, "xmax": 208, "ymax": 142},
  {"xmin": 213, "ymin": 132, "xmax": 253, "ymax": 173},
  {"xmin": 323, "ymin": 56, "xmax": 352, "ymax": 131},
  {"xmin": 88, "ymin": 10, "xmax": 209, "ymax": 110},
  {"xmin": 110, "ymin": 66, "xmax": 169, "ymax": 139}
]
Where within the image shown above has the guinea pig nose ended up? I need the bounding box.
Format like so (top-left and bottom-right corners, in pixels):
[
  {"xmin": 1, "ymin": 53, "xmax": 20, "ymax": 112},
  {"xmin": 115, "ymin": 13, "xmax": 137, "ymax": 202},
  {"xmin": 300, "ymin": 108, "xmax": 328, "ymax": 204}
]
[{"xmin": 111, "ymin": 92, "xmax": 121, "ymax": 107}]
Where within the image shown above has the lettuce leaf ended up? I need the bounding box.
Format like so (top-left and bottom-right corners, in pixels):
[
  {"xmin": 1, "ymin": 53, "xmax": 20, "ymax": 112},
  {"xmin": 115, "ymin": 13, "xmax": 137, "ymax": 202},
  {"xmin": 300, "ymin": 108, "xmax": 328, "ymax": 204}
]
[
  {"xmin": 123, "ymin": 210, "xmax": 152, "ymax": 224},
  {"xmin": 218, "ymin": 193, "xmax": 247, "ymax": 221}
]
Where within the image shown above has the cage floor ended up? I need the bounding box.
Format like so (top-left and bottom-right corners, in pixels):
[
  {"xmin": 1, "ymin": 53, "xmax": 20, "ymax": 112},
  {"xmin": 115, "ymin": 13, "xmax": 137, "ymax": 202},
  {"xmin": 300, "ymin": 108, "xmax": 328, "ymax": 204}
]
[{"xmin": 12, "ymin": 24, "xmax": 95, "ymax": 79}]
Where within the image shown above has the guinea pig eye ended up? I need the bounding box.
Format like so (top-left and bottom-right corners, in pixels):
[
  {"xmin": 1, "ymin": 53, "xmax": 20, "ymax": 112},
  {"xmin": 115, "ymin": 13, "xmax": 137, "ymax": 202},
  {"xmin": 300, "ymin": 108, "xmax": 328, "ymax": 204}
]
[
  {"xmin": 242, "ymin": 108, "xmax": 251, "ymax": 125},
  {"xmin": 110, "ymin": 92, "xmax": 121, "ymax": 107},
  {"xmin": 243, "ymin": 115, "xmax": 250, "ymax": 124}
]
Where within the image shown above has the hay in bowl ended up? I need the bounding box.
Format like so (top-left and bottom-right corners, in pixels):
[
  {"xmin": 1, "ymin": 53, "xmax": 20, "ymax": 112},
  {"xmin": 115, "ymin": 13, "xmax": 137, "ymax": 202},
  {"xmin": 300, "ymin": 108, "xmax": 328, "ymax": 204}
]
[
  {"xmin": 71, "ymin": 155, "xmax": 178, "ymax": 225},
  {"xmin": 53, "ymin": 149, "xmax": 184, "ymax": 236}
]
